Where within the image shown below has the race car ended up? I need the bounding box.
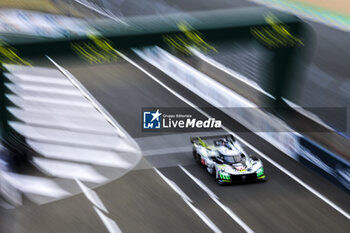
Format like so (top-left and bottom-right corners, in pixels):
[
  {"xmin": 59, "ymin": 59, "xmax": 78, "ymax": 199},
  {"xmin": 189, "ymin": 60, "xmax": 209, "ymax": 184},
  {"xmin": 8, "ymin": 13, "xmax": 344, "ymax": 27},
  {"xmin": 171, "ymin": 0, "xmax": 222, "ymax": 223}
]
[{"xmin": 191, "ymin": 135, "xmax": 265, "ymax": 185}]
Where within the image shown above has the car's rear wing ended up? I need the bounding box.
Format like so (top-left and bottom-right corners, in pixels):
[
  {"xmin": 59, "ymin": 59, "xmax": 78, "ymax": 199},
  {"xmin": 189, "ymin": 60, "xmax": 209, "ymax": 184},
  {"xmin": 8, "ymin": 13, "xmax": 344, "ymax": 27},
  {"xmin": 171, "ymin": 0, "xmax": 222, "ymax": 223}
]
[{"xmin": 190, "ymin": 134, "xmax": 235, "ymax": 144}]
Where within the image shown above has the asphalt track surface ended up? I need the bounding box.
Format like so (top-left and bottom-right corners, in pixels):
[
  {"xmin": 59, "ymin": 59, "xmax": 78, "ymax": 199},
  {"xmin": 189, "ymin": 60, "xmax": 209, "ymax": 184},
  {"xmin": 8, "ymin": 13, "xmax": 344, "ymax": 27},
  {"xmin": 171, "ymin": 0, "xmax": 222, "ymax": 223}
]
[
  {"xmin": 1, "ymin": 50, "xmax": 348, "ymax": 233},
  {"xmin": 1, "ymin": 1, "xmax": 349, "ymax": 232}
]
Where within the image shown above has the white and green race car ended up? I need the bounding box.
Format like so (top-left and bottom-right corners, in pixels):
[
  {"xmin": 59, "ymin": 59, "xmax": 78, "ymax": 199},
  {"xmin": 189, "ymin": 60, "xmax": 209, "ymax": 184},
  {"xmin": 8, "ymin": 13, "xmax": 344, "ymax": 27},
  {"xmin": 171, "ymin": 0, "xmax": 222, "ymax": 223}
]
[{"xmin": 191, "ymin": 135, "xmax": 265, "ymax": 185}]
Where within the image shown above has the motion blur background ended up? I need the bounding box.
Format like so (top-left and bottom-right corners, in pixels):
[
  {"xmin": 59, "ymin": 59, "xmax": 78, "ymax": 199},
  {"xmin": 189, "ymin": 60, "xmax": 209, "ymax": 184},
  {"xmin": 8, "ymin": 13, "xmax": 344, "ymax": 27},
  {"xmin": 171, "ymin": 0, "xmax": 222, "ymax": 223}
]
[{"xmin": 0, "ymin": 0, "xmax": 349, "ymax": 233}]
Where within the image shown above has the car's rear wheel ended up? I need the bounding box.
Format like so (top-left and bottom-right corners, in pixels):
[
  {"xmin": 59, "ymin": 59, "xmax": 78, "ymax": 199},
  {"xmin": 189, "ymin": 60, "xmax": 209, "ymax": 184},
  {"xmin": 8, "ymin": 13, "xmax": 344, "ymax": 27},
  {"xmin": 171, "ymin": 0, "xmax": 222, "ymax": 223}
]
[{"xmin": 193, "ymin": 150, "xmax": 200, "ymax": 163}]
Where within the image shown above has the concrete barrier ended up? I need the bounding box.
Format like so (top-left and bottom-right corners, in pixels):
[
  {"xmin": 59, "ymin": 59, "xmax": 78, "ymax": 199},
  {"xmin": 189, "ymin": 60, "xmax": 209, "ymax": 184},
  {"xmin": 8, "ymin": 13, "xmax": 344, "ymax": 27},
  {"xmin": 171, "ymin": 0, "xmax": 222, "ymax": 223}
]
[{"xmin": 297, "ymin": 137, "xmax": 350, "ymax": 191}]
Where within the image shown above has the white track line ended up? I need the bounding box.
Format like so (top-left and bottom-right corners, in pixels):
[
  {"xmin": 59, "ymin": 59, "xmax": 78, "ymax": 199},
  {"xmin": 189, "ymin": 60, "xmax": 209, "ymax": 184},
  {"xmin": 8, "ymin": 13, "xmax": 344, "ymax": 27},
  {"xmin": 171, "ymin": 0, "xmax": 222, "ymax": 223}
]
[
  {"xmin": 154, "ymin": 168, "xmax": 222, "ymax": 233},
  {"xmin": 76, "ymin": 179, "xmax": 123, "ymax": 233},
  {"xmin": 75, "ymin": 179, "xmax": 108, "ymax": 213},
  {"xmin": 119, "ymin": 51, "xmax": 350, "ymax": 220},
  {"xmin": 179, "ymin": 165, "xmax": 254, "ymax": 233},
  {"xmin": 47, "ymin": 56, "xmax": 127, "ymax": 138},
  {"xmin": 73, "ymin": 0, "xmax": 126, "ymax": 24},
  {"xmin": 94, "ymin": 207, "xmax": 123, "ymax": 233},
  {"xmin": 2, "ymin": 172, "xmax": 69, "ymax": 199},
  {"xmin": 33, "ymin": 158, "xmax": 107, "ymax": 183}
]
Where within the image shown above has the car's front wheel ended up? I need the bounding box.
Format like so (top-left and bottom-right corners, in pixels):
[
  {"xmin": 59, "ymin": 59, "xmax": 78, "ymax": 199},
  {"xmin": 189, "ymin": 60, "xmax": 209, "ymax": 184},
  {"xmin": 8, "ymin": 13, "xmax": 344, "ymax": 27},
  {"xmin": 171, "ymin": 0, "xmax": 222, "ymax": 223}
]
[
  {"xmin": 215, "ymin": 178, "xmax": 226, "ymax": 185},
  {"xmin": 207, "ymin": 165, "xmax": 215, "ymax": 176}
]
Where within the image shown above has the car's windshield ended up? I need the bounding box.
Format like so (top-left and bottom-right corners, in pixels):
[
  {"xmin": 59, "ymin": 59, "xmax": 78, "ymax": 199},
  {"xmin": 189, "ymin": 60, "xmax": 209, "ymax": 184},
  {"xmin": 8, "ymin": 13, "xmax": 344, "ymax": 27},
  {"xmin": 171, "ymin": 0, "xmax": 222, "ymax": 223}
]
[{"xmin": 223, "ymin": 155, "xmax": 242, "ymax": 164}]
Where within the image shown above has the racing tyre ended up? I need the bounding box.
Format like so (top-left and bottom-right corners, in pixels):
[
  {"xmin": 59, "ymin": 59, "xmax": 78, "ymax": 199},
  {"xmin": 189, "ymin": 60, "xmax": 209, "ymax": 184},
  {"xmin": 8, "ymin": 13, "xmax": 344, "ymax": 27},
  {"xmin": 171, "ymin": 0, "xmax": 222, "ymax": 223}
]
[
  {"xmin": 193, "ymin": 150, "xmax": 200, "ymax": 163},
  {"xmin": 207, "ymin": 166, "xmax": 216, "ymax": 176},
  {"xmin": 215, "ymin": 178, "xmax": 226, "ymax": 185}
]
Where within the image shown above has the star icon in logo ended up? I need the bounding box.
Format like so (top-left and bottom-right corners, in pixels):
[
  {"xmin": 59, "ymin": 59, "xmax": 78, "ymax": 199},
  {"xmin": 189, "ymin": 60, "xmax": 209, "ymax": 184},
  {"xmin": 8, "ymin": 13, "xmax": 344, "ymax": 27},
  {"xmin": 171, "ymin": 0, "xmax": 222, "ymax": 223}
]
[{"xmin": 150, "ymin": 109, "xmax": 162, "ymax": 122}]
